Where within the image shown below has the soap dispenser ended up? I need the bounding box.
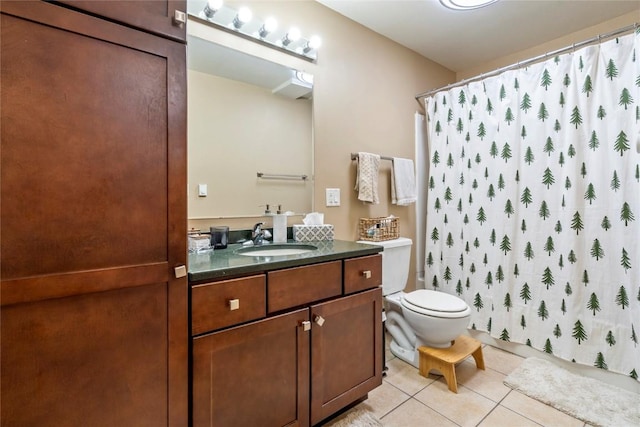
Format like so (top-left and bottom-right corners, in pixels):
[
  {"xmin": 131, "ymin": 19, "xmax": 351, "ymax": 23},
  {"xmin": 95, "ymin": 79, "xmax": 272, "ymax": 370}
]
[{"xmin": 273, "ymin": 205, "xmax": 287, "ymax": 243}]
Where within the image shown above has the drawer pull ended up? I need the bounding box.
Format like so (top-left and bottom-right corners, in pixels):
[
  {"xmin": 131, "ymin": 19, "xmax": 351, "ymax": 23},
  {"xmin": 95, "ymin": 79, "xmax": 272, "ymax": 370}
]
[
  {"xmin": 228, "ymin": 299, "xmax": 240, "ymax": 311},
  {"xmin": 313, "ymin": 315, "xmax": 325, "ymax": 326},
  {"xmin": 301, "ymin": 320, "xmax": 311, "ymax": 331},
  {"xmin": 362, "ymin": 270, "xmax": 372, "ymax": 279}
]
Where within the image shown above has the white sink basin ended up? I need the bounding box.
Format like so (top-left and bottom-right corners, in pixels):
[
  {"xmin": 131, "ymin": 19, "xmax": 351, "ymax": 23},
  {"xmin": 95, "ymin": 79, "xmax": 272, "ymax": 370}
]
[{"xmin": 235, "ymin": 244, "xmax": 317, "ymax": 257}]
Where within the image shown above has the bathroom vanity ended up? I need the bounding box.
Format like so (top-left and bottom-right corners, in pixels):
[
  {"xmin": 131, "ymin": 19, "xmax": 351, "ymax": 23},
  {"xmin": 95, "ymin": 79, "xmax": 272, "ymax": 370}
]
[{"xmin": 189, "ymin": 241, "xmax": 383, "ymax": 427}]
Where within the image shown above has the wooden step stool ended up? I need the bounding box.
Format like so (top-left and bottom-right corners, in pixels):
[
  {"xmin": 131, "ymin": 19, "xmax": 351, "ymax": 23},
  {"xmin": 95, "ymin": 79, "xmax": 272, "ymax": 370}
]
[{"xmin": 417, "ymin": 335, "xmax": 485, "ymax": 393}]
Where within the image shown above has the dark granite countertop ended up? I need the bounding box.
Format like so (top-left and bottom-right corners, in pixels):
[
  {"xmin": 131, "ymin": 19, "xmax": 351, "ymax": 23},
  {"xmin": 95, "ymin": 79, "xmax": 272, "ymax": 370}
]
[{"xmin": 188, "ymin": 240, "xmax": 383, "ymax": 283}]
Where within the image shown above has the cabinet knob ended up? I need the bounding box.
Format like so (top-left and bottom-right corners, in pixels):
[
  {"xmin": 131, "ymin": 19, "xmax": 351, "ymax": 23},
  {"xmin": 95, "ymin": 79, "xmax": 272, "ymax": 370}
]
[
  {"xmin": 301, "ymin": 320, "xmax": 311, "ymax": 331},
  {"xmin": 174, "ymin": 265, "xmax": 187, "ymax": 278},
  {"xmin": 173, "ymin": 10, "xmax": 186, "ymax": 26},
  {"xmin": 313, "ymin": 315, "xmax": 325, "ymax": 326},
  {"xmin": 228, "ymin": 299, "xmax": 240, "ymax": 311},
  {"xmin": 362, "ymin": 270, "xmax": 372, "ymax": 279}
]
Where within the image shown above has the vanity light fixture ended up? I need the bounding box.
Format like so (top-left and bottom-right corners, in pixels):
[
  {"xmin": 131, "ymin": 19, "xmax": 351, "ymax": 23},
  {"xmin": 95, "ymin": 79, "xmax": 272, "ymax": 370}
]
[
  {"xmin": 258, "ymin": 17, "xmax": 278, "ymax": 38},
  {"xmin": 232, "ymin": 7, "xmax": 252, "ymax": 29},
  {"xmin": 440, "ymin": 0, "xmax": 498, "ymax": 10},
  {"xmin": 202, "ymin": 0, "xmax": 223, "ymax": 19},
  {"xmin": 194, "ymin": 4, "xmax": 321, "ymax": 61}
]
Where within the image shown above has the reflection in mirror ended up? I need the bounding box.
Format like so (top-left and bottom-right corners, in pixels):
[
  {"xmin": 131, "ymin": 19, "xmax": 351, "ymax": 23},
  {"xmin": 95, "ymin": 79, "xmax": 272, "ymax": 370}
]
[{"xmin": 187, "ymin": 30, "xmax": 313, "ymax": 219}]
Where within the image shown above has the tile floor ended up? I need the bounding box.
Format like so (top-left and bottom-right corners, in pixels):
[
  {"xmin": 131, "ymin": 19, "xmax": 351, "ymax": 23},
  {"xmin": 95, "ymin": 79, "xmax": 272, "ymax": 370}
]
[{"xmin": 325, "ymin": 335, "xmax": 588, "ymax": 427}]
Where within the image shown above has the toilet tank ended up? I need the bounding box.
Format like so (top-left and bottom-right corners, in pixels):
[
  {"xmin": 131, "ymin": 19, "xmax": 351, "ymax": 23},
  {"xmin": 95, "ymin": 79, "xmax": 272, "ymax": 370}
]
[{"xmin": 357, "ymin": 237, "xmax": 412, "ymax": 296}]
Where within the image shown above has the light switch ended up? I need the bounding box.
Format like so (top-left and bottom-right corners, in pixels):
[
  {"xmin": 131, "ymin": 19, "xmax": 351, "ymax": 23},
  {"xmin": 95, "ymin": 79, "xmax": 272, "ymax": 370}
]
[
  {"xmin": 326, "ymin": 188, "xmax": 340, "ymax": 207},
  {"xmin": 198, "ymin": 184, "xmax": 207, "ymax": 197}
]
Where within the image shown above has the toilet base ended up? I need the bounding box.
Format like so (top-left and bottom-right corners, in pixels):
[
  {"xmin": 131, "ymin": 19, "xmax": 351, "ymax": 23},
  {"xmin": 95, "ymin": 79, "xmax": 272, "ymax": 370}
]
[{"xmin": 389, "ymin": 339, "xmax": 420, "ymax": 368}]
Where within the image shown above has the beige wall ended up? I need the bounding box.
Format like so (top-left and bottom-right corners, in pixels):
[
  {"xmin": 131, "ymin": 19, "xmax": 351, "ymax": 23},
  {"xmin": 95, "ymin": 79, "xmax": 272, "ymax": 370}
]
[
  {"xmin": 188, "ymin": 70, "xmax": 312, "ymax": 218},
  {"xmin": 457, "ymin": 11, "xmax": 639, "ymax": 80}
]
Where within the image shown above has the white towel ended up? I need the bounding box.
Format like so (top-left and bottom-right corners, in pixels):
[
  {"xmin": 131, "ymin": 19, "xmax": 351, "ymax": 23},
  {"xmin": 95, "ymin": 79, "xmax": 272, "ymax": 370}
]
[
  {"xmin": 354, "ymin": 152, "xmax": 380, "ymax": 204},
  {"xmin": 391, "ymin": 157, "xmax": 416, "ymax": 206}
]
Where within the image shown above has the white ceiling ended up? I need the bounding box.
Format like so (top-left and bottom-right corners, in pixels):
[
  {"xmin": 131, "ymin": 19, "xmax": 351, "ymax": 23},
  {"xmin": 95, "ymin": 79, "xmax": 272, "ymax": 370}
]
[{"xmin": 318, "ymin": 0, "xmax": 639, "ymax": 72}]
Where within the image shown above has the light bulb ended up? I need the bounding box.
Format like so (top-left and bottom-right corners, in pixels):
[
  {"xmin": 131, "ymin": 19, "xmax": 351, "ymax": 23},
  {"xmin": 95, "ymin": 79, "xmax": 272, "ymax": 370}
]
[
  {"xmin": 308, "ymin": 35, "xmax": 322, "ymax": 49},
  {"xmin": 258, "ymin": 17, "xmax": 277, "ymax": 38},
  {"xmin": 303, "ymin": 35, "xmax": 322, "ymax": 53},
  {"xmin": 232, "ymin": 7, "xmax": 252, "ymax": 29},
  {"xmin": 282, "ymin": 27, "xmax": 301, "ymax": 46},
  {"xmin": 202, "ymin": 0, "xmax": 223, "ymax": 18}
]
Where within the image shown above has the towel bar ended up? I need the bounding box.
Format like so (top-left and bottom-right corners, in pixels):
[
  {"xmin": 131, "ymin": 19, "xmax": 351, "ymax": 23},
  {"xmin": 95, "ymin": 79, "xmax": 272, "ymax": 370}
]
[
  {"xmin": 351, "ymin": 153, "xmax": 393, "ymax": 161},
  {"xmin": 256, "ymin": 172, "xmax": 308, "ymax": 181}
]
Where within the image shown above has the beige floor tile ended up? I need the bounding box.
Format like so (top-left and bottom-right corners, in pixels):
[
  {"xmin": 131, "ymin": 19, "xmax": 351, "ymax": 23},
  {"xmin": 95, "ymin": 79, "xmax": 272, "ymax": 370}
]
[
  {"xmin": 501, "ymin": 390, "xmax": 584, "ymax": 427},
  {"xmin": 481, "ymin": 345, "xmax": 524, "ymax": 376},
  {"xmin": 357, "ymin": 381, "xmax": 411, "ymax": 419},
  {"xmin": 384, "ymin": 357, "xmax": 436, "ymax": 396},
  {"xmin": 478, "ymin": 405, "xmax": 541, "ymax": 427},
  {"xmin": 414, "ymin": 379, "xmax": 496, "ymax": 427},
  {"xmin": 453, "ymin": 360, "xmax": 511, "ymax": 402},
  {"xmin": 381, "ymin": 398, "xmax": 458, "ymax": 427}
]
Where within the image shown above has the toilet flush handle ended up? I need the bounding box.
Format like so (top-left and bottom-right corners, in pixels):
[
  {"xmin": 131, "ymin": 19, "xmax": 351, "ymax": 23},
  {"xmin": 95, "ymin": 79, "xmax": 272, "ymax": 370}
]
[{"xmin": 362, "ymin": 270, "xmax": 372, "ymax": 279}]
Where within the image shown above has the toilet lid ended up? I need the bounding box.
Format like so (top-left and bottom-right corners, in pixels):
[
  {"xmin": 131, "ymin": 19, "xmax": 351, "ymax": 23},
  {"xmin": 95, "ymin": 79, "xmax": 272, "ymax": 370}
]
[{"xmin": 403, "ymin": 290, "xmax": 468, "ymax": 313}]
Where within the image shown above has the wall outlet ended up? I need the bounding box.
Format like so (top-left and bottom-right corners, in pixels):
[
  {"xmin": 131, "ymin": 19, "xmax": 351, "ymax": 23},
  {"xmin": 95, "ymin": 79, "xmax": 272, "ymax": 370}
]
[{"xmin": 326, "ymin": 188, "xmax": 340, "ymax": 207}]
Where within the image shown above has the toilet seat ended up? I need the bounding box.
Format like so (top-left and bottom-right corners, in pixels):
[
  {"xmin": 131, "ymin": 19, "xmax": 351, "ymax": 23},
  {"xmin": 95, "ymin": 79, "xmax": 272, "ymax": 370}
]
[{"xmin": 401, "ymin": 290, "xmax": 470, "ymax": 319}]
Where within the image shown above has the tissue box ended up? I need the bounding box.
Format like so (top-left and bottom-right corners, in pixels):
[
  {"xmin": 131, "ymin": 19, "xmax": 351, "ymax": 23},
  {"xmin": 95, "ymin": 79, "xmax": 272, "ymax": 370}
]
[{"xmin": 293, "ymin": 224, "xmax": 334, "ymax": 242}]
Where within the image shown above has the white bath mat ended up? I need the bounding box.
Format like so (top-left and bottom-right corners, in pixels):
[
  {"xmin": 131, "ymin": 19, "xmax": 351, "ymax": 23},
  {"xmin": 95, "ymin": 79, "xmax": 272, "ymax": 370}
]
[
  {"xmin": 504, "ymin": 357, "xmax": 640, "ymax": 427},
  {"xmin": 323, "ymin": 408, "xmax": 383, "ymax": 427}
]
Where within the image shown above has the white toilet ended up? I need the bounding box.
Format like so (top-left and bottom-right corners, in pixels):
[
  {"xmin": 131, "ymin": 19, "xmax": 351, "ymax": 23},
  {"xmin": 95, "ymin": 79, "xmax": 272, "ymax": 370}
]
[{"xmin": 358, "ymin": 237, "xmax": 471, "ymax": 368}]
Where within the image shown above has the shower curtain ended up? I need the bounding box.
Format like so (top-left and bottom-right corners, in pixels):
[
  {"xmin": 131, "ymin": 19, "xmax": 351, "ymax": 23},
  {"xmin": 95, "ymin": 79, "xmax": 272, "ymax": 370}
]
[{"xmin": 425, "ymin": 30, "xmax": 639, "ymax": 380}]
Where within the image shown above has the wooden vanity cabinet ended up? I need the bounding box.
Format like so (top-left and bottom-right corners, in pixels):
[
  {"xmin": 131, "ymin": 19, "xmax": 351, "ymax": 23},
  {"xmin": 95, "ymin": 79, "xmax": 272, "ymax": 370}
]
[
  {"xmin": 190, "ymin": 255, "xmax": 383, "ymax": 427},
  {"xmin": 1, "ymin": 2, "xmax": 187, "ymax": 426}
]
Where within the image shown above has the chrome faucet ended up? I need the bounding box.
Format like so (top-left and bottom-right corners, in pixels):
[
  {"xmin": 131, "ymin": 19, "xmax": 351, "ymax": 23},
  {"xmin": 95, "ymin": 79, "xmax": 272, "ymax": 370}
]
[{"xmin": 252, "ymin": 222, "xmax": 265, "ymax": 245}]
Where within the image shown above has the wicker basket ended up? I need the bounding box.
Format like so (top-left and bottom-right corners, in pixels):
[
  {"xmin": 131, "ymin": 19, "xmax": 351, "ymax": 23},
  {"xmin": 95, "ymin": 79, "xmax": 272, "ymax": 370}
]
[{"xmin": 358, "ymin": 217, "xmax": 399, "ymax": 242}]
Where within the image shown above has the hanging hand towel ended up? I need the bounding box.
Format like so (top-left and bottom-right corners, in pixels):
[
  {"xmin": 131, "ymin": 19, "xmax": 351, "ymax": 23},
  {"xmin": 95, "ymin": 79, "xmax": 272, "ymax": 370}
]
[
  {"xmin": 354, "ymin": 152, "xmax": 380, "ymax": 204},
  {"xmin": 391, "ymin": 157, "xmax": 416, "ymax": 206}
]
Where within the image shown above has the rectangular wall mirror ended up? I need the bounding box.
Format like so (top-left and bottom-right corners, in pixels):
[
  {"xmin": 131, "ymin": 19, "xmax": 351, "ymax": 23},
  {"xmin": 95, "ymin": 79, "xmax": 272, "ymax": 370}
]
[{"xmin": 187, "ymin": 13, "xmax": 314, "ymax": 220}]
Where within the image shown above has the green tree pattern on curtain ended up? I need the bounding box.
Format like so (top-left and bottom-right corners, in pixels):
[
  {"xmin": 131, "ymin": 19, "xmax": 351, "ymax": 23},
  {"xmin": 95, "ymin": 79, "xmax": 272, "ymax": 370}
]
[{"xmin": 425, "ymin": 32, "xmax": 639, "ymax": 381}]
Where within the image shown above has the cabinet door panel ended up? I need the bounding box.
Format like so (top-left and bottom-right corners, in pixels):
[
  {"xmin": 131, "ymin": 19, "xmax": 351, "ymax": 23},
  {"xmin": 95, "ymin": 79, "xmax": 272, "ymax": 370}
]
[
  {"xmin": 0, "ymin": 2, "xmax": 187, "ymax": 426},
  {"xmin": 193, "ymin": 309, "xmax": 310, "ymax": 427},
  {"xmin": 55, "ymin": 0, "xmax": 186, "ymax": 42},
  {"xmin": 1, "ymin": 285, "xmax": 167, "ymax": 427},
  {"xmin": 310, "ymin": 289, "xmax": 382, "ymax": 425}
]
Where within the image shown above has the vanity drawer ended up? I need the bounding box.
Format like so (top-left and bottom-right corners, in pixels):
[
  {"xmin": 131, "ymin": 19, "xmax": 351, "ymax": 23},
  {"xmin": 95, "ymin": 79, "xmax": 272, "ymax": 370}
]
[
  {"xmin": 192, "ymin": 275, "xmax": 266, "ymax": 335},
  {"xmin": 344, "ymin": 254, "xmax": 382, "ymax": 294},
  {"xmin": 267, "ymin": 261, "xmax": 342, "ymax": 313}
]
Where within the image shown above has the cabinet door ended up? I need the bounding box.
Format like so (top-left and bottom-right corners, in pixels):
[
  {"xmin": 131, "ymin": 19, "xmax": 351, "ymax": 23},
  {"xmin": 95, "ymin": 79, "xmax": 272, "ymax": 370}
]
[
  {"xmin": 55, "ymin": 0, "xmax": 187, "ymax": 42},
  {"xmin": 192, "ymin": 309, "xmax": 310, "ymax": 427},
  {"xmin": 310, "ymin": 288, "xmax": 383, "ymax": 425},
  {"xmin": 0, "ymin": 2, "xmax": 187, "ymax": 426}
]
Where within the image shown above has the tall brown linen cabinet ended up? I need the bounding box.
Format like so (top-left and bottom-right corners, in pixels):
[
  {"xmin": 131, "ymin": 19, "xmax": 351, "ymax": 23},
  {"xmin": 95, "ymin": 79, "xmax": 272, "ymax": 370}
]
[{"xmin": 0, "ymin": 1, "xmax": 188, "ymax": 426}]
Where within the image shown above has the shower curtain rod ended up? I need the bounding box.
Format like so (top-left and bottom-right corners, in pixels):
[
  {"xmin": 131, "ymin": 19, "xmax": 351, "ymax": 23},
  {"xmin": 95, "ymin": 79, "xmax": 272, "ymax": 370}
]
[{"xmin": 415, "ymin": 22, "xmax": 638, "ymax": 102}]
